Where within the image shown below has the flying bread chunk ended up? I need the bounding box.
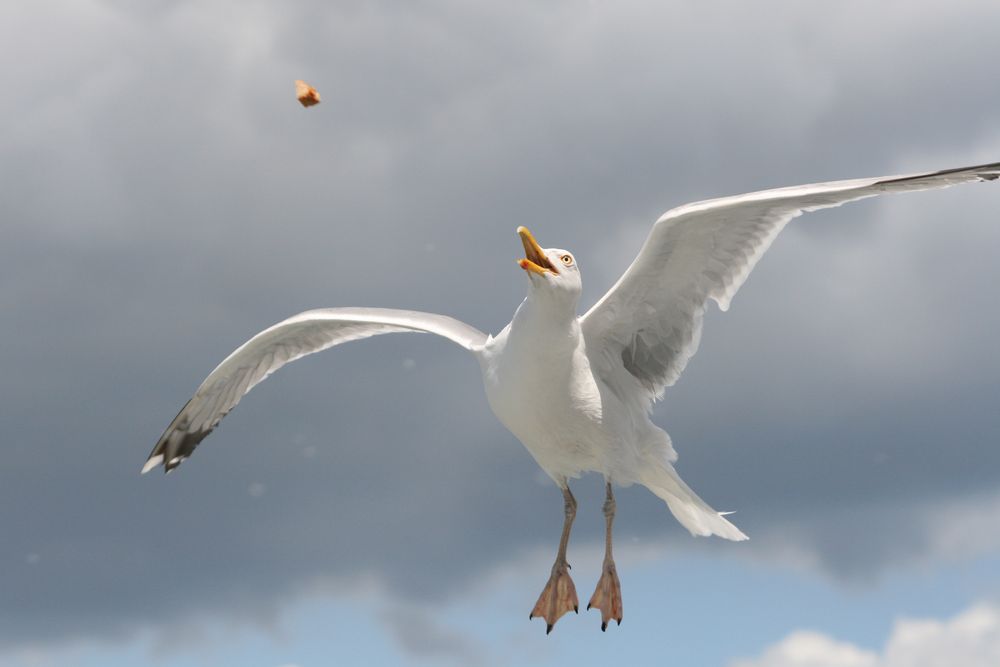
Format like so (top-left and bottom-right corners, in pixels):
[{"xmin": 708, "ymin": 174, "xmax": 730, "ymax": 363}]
[{"xmin": 295, "ymin": 80, "xmax": 320, "ymax": 107}]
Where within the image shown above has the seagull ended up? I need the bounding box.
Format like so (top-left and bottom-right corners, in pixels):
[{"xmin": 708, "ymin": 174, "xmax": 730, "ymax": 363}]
[{"xmin": 144, "ymin": 161, "xmax": 999, "ymax": 633}]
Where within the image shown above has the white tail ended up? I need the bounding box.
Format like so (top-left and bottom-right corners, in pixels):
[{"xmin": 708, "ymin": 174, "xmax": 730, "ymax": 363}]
[{"xmin": 640, "ymin": 460, "xmax": 748, "ymax": 541}]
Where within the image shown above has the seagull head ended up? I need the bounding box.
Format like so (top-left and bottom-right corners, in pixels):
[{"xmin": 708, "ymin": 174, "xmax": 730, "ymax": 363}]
[{"xmin": 516, "ymin": 226, "xmax": 582, "ymax": 301}]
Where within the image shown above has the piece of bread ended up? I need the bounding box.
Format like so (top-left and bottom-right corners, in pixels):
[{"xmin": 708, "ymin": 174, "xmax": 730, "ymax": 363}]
[{"xmin": 295, "ymin": 80, "xmax": 321, "ymax": 107}]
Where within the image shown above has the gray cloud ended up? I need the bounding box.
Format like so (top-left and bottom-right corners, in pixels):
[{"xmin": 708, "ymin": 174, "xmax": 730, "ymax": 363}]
[
  {"xmin": 2, "ymin": 0, "xmax": 999, "ymax": 656},
  {"xmin": 379, "ymin": 604, "xmax": 487, "ymax": 667}
]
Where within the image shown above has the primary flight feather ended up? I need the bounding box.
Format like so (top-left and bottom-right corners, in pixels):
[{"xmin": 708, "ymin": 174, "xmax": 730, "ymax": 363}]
[{"xmin": 145, "ymin": 161, "xmax": 1000, "ymax": 633}]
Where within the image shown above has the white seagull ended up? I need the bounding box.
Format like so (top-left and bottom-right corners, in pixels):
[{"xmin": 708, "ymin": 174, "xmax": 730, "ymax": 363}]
[{"xmin": 144, "ymin": 161, "xmax": 999, "ymax": 633}]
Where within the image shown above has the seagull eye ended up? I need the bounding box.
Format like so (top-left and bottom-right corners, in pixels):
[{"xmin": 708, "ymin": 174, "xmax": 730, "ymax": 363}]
[{"xmin": 560, "ymin": 254, "xmax": 573, "ymax": 266}]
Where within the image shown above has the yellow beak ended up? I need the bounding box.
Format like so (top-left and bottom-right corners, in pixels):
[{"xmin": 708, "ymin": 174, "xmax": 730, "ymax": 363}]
[{"xmin": 517, "ymin": 226, "xmax": 556, "ymax": 275}]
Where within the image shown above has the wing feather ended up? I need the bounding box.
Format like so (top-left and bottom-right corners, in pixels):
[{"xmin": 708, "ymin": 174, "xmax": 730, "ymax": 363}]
[
  {"xmin": 582, "ymin": 162, "xmax": 1000, "ymax": 404},
  {"xmin": 143, "ymin": 307, "xmax": 487, "ymax": 473}
]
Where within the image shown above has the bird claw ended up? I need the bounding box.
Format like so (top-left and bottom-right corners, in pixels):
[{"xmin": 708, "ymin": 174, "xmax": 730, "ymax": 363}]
[{"xmin": 529, "ymin": 562, "xmax": 578, "ymax": 634}]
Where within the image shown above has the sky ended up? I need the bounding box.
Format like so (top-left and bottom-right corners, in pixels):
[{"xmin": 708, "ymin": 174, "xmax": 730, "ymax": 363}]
[{"xmin": 2, "ymin": 1, "xmax": 1000, "ymax": 665}]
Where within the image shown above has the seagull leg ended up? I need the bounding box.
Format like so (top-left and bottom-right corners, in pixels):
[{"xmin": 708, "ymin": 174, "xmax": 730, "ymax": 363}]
[
  {"xmin": 588, "ymin": 481, "xmax": 623, "ymax": 631},
  {"xmin": 529, "ymin": 483, "xmax": 579, "ymax": 634}
]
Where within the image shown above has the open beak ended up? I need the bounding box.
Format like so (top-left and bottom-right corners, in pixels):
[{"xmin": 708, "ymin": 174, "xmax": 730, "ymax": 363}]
[{"xmin": 517, "ymin": 226, "xmax": 557, "ymax": 276}]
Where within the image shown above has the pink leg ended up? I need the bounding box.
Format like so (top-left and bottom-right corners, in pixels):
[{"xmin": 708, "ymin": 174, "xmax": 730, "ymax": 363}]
[
  {"xmin": 587, "ymin": 482, "xmax": 623, "ymax": 631},
  {"xmin": 529, "ymin": 484, "xmax": 579, "ymax": 634}
]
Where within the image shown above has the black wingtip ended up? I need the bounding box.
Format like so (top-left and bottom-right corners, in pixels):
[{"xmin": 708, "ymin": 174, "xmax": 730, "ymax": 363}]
[
  {"xmin": 878, "ymin": 161, "xmax": 1000, "ymax": 185},
  {"xmin": 146, "ymin": 399, "xmax": 215, "ymax": 477},
  {"xmin": 546, "ymin": 624, "xmax": 553, "ymax": 635},
  {"xmin": 601, "ymin": 621, "xmax": 607, "ymax": 632}
]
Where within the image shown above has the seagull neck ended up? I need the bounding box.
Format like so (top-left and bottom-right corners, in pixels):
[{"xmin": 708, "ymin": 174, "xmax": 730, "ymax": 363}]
[{"xmin": 513, "ymin": 290, "xmax": 580, "ymax": 337}]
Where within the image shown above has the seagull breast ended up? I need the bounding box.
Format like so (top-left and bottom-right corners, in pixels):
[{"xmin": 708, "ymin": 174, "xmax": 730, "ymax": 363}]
[{"xmin": 481, "ymin": 294, "xmax": 604, "ymax": 481}]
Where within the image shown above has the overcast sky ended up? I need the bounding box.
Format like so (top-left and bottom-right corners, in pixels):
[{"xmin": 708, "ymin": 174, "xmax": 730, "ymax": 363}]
[{"xmin": 2, "ymin": 1, "xmax": 1000, "ymax": 665}]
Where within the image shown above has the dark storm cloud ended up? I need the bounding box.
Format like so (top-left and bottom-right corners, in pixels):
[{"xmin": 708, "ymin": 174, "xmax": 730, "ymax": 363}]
[{"xmin": 2, "ymin": 0, "xmax": 999, "ymax": 653}]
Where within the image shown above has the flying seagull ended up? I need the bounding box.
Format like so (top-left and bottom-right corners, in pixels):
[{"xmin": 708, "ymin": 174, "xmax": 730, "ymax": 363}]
[{"xmin": 144, "ymin": 161, "xmax": 999, "ymax": 633}]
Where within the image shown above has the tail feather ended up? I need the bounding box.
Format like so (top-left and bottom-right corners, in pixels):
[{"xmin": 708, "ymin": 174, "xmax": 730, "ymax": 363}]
[{"xmin": 641, "ymin": 460, "xmax": 748, "ymax": 541}]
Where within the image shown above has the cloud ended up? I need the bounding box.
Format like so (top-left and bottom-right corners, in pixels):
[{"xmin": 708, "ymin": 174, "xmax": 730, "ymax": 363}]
[
  {"xmin": 730, "ymin": 603, "xmax": 1000, "ymax": 667},
  {"xmin": 707, "ymin": 488, "xmax": 1000, "ymax": 587},
  {"xmin": 2, "ymin": 0, "xmax": 1000, "ymax": 654},
  {"xmin": 379, "ymin": 604, "xmax": 486, "ymax": 667},
  {"xmin": 734, "ymin": 632, "xmax": 878, "ymax": 667}
]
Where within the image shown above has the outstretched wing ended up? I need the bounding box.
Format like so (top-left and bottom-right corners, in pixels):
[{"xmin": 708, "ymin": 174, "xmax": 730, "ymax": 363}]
[
  {"xmin": 143, "ymin": 307, "xmax": 487, "ymax": 473},
  {"xmin": 582, "ymin": 162, "xmax": 1000, "ymax": 404}
]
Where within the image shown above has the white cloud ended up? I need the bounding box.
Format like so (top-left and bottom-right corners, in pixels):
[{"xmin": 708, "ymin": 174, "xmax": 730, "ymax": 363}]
[
  {"xmin": 733, "ymin": 631, "xmax": 878, "ymax": 667},
  {"xmin": 731, "ymin": 604, "xmax": 1000, "ymax": 667}
]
